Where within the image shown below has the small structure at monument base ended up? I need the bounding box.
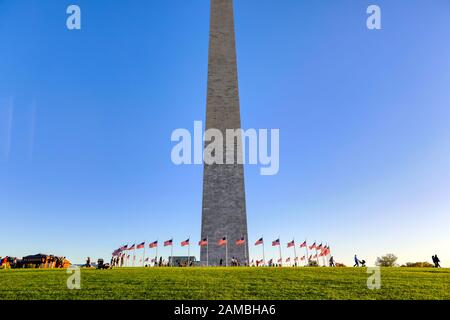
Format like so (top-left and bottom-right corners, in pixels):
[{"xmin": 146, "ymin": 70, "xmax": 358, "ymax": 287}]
[{"xmin": 168, "ymin": 256, "xmax": 198, "ymax": 267}]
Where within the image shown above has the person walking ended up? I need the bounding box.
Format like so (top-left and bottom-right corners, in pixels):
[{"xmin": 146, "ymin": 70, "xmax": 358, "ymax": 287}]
[
  {"xmin": 329, "ymin": 256, "xmax": 335, "ymax": 267},
  {"xmin": 433, "ymin": 255, "xmax": 441, "ymax": 268},
  {"xmin": 353, "ymin": 255, "xmax": 360, "ymax": 267}
]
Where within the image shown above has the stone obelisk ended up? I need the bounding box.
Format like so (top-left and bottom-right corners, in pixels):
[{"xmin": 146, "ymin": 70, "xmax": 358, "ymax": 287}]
[{"xmin": 200, "ymin": 0, "xmax": 249, "ymax": 266}]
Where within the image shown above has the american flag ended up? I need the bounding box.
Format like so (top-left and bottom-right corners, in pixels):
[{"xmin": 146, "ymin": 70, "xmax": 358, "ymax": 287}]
[
  {"xmin": 218, "ymin": 237, "xmax": 227, "ymax": 246},
  {"xmin": 119, "ymin": 245, "xmax": 128, "ymax": 251},
  {"xmin": 286, "ymin": 257, "xmax": 291, "ymax": 263},
  {"xmin": 137, "ymin": 242, "xmax": 145, "ymax": 249},
  {"xmin": 128, "ymin": 244, "xmax": 135, "ymax": 250},
  {"xmin": 287, "ymin": 240, "xmax": 295, "ymax": 248},
  {"xmin": 278, "ymin": 258, "xmax": 283, "ymax": 263},
  {"xmin": 255, "ymin": 237, "xmax": 264, "ymax": 246},
  {"xmin": 300, "ymin": 241, "xmax": 307, "ymax": 248},
  {"xmin": 198, "ymin": 238, "xmax": 208, "ymax": 246},
  {"xmin": 272, "ymin": 239, "xmax": 280, "ymax": 246},
  {"xmin": 149, "ymin": 241, "xmax": 158, "ymax": 248},
  {"xmin": 164, "ymin": 239, "xmax": 173, "ymax": 247},
  {"xmin": 309, "ymin": 242, "xmax": 316, "ymax": 250},
  {"xmin": 317, "ymin": 243, "xmax": 323, "ymax": 250},
  {"xmin": 181, "ymin": 239, "xmax": 190, "ymax": 247},
  {"xmin": 236, "ymin": 237, "xmax": 245, "ymax": 246},
  {"xmin": 301, "ymin": 256, "xmax": 306, "ymax": 261}
]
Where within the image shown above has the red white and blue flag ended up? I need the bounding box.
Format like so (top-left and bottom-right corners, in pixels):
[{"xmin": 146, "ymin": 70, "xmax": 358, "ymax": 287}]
[
  {"xmin": 255, "ymin": 238, "xmax": 264, "ymax": 246},
  {"xmin": 164, "ymin": 239, "xmax": 173, "ymax": 247},
  {"xmin": 286, "ymin": 257, "xmax": 291, "ymax": 263},
  {"xmin": 181, "ymin": 239, "xmax": 190, "ymax": 247},
  {"xmin": 272, "ymin": 239, "xmax": 280, "ymax": 246},
  {"xmin": 236, "ymin": 237, "xmax": 245, "ymax": 246},
  {"xmin": 300, "ymin": 241, "xmax": 307, "ymax": 248},
  {"xmin": 137, "ymin": 242, "xmax": 145, "ymax": 249},
  {"xmin": 198, "ymin": 238, "xmax": 208, "ymax": 246},
  {"xmin": 287, "ymin": 240, "xmax": 295, "ymax": 248},
  {"xmin": 149, "ymin": 241, "xmax": 158, "ymax": 248},
  {"xmin": 128, "ymin": 244, "xmax": 135, "ymax": 250},
  {"xmin": 309, "ymin": 242, "xmax": 316, "ymax": 250},
  {"xmin": 218, "ymin": 237, "xmax": 227, "ymax": 246}
]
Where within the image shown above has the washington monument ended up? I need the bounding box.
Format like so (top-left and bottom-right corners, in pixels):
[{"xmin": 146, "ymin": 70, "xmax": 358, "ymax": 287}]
[{"xmin": 200, "ymin": 0, "xmax": 249, "ymax": 266}]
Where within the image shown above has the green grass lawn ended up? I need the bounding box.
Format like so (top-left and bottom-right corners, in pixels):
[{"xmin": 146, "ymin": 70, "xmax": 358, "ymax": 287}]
[{"xmin": 0, "ymin": 267, "xmax": 448, "ymax": 300}]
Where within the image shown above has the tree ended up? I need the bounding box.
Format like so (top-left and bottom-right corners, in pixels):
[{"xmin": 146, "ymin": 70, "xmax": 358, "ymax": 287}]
[
  {"xmin": 375, "ymin": 253, "xmax": 398, "ymax": 267},
  {"xmin": 402, "ymin": 262, "xmax": 434, "ymax": 268}
]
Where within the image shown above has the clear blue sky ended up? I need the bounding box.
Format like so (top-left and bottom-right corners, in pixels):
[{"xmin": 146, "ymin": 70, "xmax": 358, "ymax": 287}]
[{"xmin": 1, "ymin": 0, "xmax": 449, "ymax": 266}]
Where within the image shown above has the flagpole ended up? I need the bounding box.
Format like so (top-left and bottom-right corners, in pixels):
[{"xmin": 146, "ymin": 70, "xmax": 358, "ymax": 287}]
[
  {"xmin": 225, "ymin": 234, "xmax": 228, "ymax": 267},
  {"xmin": 293, "ymin": 238, "xmax": 297, "ymax": 267},
  {"xmin": 187, "ymin": 237, "xmax": 190, "ymax": 266},
  {"xmin": 278, "ymin": 236, "xmax": 282, "ymax": 267},
  {"xmin": 170, "ymin": 238, "xmax": 173, "ymax": 267},
  {"xmin": 243, "ymin": 236, "xmax": 248, "ymax": 264},
  {"xmin": 327, "ymin": 244, "xmax": 331, "ymax": 267},
  {"xmin": 322, "ymin": 243, "xmax": 326, "ymax": 267},
  {"xmin": 142, "ymin": 241, "xmax": 146, "ymax": 267},
  {"xmin": 315, "ymin": 245, "xmax": 320, "ymax": 266},
  {"xmin": 134, "ymin": 240, "xmax": 138, "ymax": 267},
  {"xmin": 206, "ymin": 236, "xmax": 209, "ymax": 267},
  {"xmin": 305, "ymin": 239, "xmax": 309, "ymax": 267},
  {"xmin": 262, "ymin": 236, "xmax": 266, "ymax": 267},
  {"xmin": 244, "ymin": 235, "xmax": 247, "ymax": 266},
  {"xmin": 156, "ymin": 239, "xmax": 158, "ymax": 267}
]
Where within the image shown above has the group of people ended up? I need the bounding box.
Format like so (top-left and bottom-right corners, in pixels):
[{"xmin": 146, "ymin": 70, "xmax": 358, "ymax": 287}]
[
  {"xmin": 0, "ymin": 256, "xmax": 13, "ymax": 269},
  {"xmin": 219, "ymin": 257, "xmax": 246, "ymax": 267},
  {"xmin": 108, "ymin": 255, "xmax": 191, "ymax": 268},
  {"xmin": 432, "ymin": 255, "xmax": 441, "ymax": 268},
  {"xmin": 1, "ymin": 254, "xmax": 70, "ymax": 269}
]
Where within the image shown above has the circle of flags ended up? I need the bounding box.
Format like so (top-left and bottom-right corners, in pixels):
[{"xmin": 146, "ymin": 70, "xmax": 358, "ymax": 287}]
[{"xmin": 112, "ymin": 237, "xmax": 332, "ymax": 267}]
